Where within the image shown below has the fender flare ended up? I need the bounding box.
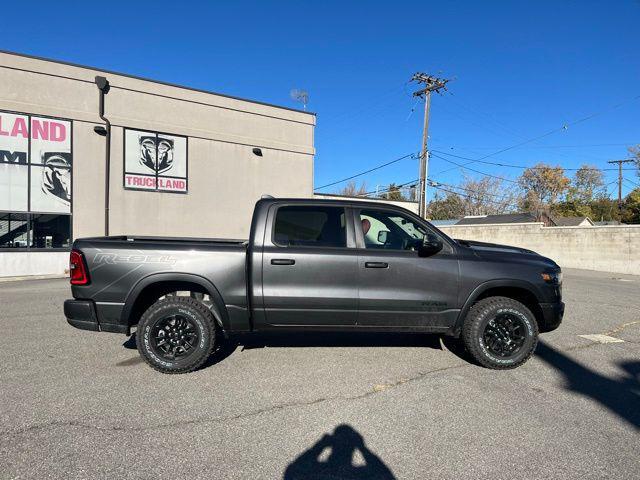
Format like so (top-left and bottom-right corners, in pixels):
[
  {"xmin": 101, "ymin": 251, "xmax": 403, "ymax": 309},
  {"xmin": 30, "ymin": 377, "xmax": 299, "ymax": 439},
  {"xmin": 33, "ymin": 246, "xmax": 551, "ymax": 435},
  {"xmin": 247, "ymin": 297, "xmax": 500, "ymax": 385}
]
[
  {"xmin": 453, "ymin": 279, "xmax": 543, "ymax": 332},
  {"xmin": 120, "ymin": 272, "xmax": 230, "ymax": 331}
]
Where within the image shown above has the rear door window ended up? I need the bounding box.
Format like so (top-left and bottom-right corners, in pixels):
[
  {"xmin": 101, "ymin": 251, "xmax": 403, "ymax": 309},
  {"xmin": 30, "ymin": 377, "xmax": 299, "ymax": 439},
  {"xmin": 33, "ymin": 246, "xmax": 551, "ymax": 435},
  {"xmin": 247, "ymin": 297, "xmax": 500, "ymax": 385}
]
[{"xmin": 273, "ymin": 206, "xmax": 346, "ymax": 248}]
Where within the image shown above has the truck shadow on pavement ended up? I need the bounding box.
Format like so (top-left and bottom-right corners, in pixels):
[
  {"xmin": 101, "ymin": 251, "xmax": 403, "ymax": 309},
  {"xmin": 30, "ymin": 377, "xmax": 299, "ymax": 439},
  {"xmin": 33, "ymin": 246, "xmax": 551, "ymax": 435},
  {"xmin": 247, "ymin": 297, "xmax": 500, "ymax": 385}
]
[
  {"xmin": 122, "ymin": 331, "xmax": 443, "ymax": 369},
  {"xmin": 535, "ymin": 341, "xmax": 640, "ymax": 429},
  {"xmin": 283, "ymin": 424, "xmax": 396, "ymax": 480},
  {"xmin": 239, "ymin": 331, "xmax": 443, "ymax": 349}
]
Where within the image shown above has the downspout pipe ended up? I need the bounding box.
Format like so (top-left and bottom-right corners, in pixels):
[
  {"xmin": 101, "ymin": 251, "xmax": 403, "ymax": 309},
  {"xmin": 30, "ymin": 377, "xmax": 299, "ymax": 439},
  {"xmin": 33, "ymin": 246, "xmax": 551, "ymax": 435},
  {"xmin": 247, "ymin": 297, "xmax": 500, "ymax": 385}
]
[{"xmin": 95, "ymin": 76, "xmax": 111, "ymax": 236}]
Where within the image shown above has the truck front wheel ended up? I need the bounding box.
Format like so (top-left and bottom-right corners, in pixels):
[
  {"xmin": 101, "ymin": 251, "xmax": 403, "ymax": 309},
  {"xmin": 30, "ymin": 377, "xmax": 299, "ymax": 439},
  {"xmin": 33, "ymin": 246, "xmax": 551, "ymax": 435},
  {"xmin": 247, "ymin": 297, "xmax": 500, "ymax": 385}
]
[
  {"xmin": 462, "ymin": 296, "xmax": 538, "ymax": 369},
  {"xmin": 137, "ymin": 296, "xmax": 216, "ymax": 374}
]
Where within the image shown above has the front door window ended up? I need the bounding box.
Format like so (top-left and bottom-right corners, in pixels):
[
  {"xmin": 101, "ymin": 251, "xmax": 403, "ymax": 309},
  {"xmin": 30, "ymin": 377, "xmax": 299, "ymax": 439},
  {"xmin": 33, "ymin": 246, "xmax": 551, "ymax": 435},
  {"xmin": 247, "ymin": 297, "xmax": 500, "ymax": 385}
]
[{"xmin": 359, "ymin": 209, "xmax": 428, "ymax": 251}]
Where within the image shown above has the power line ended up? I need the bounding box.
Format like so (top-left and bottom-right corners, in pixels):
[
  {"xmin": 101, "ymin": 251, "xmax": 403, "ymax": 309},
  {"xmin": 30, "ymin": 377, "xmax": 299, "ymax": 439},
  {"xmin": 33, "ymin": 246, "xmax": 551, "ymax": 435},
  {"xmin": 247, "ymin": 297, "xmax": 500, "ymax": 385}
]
[
  {"xmin": 320, "ymin": 85, "xmax": 405, "ymax": 124},
  {"xmin": 438, "ymin": 142, "xmax": 638, "ymax": 150},
  {"xmin": 314, "ymin": 152, "xmax": 418, "ymax": 191},
  {"xmin": 431, "ymin": 149, "xmax": 636, "ymax": 171},
  {"xmin": 429, "ymin": 152, "xmax": 520, "ymax": 184},
  {"xmin": 428, "ymin": 178, "xmax": 520, "ymax": 204},
  {"xmin": 625, "ymin": 177, "xmax": 640, "ymax": 188},
  {"xmin": 358, "ymin": 178, "xmax": 420, "ymax": 198},
  {"xmin": 433, "ymin": 93, "xmax": 640, "ymax": 176},
  {"xmin": 427, "ymin": 182, "xmax": 521, "ymax": 210}
]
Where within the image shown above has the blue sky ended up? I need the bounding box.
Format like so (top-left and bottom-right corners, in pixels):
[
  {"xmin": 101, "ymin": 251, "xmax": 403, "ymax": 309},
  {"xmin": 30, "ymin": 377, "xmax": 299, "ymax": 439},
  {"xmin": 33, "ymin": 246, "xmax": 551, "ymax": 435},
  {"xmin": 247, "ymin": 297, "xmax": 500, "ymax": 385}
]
[{"xmin": 2, "ymin": 0, "xmax": 639, "ymax": 200}]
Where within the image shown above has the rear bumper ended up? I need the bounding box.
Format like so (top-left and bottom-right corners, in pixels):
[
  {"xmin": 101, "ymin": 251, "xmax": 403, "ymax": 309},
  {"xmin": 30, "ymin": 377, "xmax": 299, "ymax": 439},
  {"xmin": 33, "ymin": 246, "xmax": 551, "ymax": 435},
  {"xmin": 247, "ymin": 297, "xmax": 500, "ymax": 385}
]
[
  {"xmin": 539, "ymin": 301, "xmax": 564, "ymax": 332},
  {"xmin": 64, "ymin": 299, "xmax": 128, "ymax": 334}
]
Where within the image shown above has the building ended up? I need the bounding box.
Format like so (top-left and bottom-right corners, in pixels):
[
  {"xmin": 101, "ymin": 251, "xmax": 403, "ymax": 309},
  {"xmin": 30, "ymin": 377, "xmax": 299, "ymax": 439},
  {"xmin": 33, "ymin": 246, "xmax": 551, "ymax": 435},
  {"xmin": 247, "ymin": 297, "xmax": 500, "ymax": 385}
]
[
  {"xmin": 455, "ymin": 212, "xmax": 556, "ymax": 227},
  {"xmin": 429, "ymin": 219, "xmax": 459, "ymax": 227},
  {"xmin": 0, "ymin": 51, "xmax": 315, "ymax": 277},
  {"xmin": 553, "ymin": 216, "xmax": 594, "ymax": 227}
]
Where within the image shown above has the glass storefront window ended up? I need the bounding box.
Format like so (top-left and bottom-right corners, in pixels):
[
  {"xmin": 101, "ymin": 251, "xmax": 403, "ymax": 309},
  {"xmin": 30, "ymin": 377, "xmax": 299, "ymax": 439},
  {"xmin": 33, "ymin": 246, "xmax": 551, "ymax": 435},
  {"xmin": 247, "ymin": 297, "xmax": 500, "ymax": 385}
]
[
  {"xmin": 30, "ymin": 214, "xmax": 71, "ymax": 248},
  {"xmin": 0, "ymin": 212, "xmax": 29, "ymax": 248},
  {"xmin": 0, "ymin": 212, "xmax": 70, "ymax": 249}
]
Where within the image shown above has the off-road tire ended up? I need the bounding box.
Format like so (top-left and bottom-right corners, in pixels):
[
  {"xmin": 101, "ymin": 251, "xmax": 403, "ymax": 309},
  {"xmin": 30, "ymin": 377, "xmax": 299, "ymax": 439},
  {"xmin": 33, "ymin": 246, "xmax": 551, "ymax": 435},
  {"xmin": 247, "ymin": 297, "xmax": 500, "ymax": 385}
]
[
  {"xmin": 137, "ymin": 296, "xmax": 216, "ymax": 374},
  {"xmin": 462, "ymin": 296, "xmax": 538, "ymax": 369}
]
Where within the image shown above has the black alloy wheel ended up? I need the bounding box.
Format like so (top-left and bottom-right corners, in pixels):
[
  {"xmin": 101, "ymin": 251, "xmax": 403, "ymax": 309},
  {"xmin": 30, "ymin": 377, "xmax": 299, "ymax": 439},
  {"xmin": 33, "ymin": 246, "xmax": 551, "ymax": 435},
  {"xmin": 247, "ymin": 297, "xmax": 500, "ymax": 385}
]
[
  {"xmin": 482, "ymin": 312, "xmax": 527, "ymax": 358},
  {"xmin": 150, "ymin": 314, "xmax": 200, "ymax": 360}
]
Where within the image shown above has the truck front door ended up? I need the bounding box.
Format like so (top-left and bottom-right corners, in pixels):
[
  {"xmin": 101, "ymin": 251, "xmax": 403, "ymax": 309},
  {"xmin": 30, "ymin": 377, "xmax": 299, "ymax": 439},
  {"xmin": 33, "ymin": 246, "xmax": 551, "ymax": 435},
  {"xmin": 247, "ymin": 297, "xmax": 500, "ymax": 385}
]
[
  {"xmin": 261, "ymin": 204, "xmax": 358, "ymax": 327},
  {"xmin": 355, "ymin": 208, "xmax": 460, "ymax": 329}
]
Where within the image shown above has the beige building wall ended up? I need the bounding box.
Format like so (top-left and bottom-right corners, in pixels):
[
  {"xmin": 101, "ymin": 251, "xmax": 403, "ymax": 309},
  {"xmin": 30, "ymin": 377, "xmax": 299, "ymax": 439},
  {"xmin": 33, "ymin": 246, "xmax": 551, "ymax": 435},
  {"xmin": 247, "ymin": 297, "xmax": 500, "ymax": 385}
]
[{"xmin": 0, "ymin": 51, "xmax": 315, "ymax": 243}]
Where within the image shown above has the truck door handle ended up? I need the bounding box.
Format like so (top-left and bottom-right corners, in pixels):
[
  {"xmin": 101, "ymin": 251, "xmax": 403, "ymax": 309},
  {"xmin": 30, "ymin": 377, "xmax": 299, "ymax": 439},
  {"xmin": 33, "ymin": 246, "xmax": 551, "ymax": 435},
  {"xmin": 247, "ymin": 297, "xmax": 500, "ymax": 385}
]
[
  {"xmin": 271, "ymin": 259, "xmax": 295, "ymax": 266},
  {"xmin": 365, "ymin": 262, "xmax": 388, "ymax": 269}
]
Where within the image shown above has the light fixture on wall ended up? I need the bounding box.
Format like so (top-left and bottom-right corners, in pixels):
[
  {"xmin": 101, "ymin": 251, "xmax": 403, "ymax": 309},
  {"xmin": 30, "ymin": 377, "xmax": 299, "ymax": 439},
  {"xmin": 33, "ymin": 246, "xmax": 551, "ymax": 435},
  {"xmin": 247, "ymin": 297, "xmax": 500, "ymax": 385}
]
[
  {"xmin": 252, "ymin": 147, "xmax": 263, "ymax": 157},
  {"xmin": 93, "ymin": 126, "xmax": 107, "ymax": 136}
]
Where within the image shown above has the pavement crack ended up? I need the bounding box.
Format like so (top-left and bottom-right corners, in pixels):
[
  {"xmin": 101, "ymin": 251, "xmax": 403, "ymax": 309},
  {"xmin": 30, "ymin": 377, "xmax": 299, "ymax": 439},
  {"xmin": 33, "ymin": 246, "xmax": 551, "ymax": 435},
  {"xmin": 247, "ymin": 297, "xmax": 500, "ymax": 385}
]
[
  {"xmin": 604, "ymin": 320, "xmax": 640, "ymax": 336},
  {"xmin": 0, "ymin": 363, "xmax": 469, "ymax": 438}
]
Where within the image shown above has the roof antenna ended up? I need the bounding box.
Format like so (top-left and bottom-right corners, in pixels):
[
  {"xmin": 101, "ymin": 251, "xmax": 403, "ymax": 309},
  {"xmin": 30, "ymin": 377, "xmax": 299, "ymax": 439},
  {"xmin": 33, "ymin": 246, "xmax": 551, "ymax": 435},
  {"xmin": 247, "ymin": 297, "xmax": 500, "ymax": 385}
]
[{"xmin": 290, "ymin": 89, "xmax": 309, "ymax": 111}]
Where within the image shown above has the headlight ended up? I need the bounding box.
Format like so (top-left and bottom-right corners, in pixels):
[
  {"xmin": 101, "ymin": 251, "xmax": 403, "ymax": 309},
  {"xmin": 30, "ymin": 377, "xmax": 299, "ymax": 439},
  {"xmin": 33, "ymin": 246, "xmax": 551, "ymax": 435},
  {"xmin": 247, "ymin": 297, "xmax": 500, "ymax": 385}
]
[{"xmin": 541, "ymin": 271, "xmax": 562, "ymax": 284}]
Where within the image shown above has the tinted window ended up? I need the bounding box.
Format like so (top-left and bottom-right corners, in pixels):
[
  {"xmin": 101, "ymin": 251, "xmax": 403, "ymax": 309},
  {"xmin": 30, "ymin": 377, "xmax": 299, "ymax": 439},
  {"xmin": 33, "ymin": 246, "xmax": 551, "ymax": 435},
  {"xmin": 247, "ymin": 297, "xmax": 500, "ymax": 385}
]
[
  {"xmin": 274, "ymin": 206, "xmax": 346, "ymax": 247},
  {"xmin": 30, "ymin": 214, "xmax": 71, "ymax": 248},
  {"xmin": 0, "ymin": 212, "xmax": 29, "ymax": 248}
]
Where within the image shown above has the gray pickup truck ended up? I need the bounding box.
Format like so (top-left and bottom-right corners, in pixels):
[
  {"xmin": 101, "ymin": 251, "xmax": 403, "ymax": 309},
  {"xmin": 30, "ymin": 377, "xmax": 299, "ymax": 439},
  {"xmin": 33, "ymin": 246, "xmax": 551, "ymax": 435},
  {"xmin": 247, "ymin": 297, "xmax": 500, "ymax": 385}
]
[{"xmin": 64, "ymin": 197, "xmax": 564, "ymax": 373}]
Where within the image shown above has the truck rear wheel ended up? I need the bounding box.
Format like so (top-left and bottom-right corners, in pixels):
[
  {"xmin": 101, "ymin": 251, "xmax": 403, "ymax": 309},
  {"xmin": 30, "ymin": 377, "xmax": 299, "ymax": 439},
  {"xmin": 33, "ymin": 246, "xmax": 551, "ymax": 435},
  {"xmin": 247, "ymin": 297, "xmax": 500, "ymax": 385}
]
[
  {"xmin": 462, "ymin": 296, "xmax": 538, "ymax": 369},
  {"xmin": 137, "ymin": 296, "xmax": 216, "ymax": 374}
]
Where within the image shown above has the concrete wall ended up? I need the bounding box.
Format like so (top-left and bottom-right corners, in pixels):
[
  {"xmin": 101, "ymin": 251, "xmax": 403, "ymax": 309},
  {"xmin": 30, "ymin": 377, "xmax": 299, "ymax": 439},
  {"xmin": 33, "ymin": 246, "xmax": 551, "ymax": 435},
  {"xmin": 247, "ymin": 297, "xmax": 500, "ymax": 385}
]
[
  {"xmin": 439, "ymin": 223, "xmax": 640, "ymax": 275},
  {"xmin": 0, "ymin": 251, "xmax": 68, "ymax": 277}
]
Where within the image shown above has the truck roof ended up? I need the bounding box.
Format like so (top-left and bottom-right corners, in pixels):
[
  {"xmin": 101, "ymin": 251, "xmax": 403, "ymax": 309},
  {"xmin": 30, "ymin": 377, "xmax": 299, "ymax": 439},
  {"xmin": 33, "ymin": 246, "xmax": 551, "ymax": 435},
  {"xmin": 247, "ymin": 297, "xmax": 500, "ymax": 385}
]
[{"xmin": 258, "ymin": 197, "xmax": 418, "ymax": 212}]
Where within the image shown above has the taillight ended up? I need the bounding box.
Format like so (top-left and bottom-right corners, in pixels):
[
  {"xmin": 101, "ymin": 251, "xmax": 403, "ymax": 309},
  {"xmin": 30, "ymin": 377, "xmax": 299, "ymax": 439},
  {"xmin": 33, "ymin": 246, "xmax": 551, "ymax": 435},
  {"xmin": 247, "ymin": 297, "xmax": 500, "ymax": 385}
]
[{"xmin": 70, "ymin": 249, "xmax": 90, "ymax": 285}]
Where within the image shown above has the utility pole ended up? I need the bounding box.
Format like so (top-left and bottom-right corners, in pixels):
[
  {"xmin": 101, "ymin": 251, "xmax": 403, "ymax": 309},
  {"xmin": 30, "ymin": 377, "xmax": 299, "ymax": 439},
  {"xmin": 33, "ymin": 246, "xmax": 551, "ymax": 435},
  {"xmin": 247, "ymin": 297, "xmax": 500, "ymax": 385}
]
[
  {"xmin": 607, "ymin": 159, "xmax": 634, "ymax": 212},
  {"xmin": 411, "ymin": 73, "xmax": 449, "ymax": 218}
]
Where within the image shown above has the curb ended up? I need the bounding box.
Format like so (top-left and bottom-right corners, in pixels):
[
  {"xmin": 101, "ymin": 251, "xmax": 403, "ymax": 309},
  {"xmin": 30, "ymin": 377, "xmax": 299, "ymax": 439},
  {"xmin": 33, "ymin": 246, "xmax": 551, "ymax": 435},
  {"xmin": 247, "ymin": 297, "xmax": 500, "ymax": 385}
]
[{"xmin": 0, "ymin": 274, "xmax": 68, "ymax": 283}]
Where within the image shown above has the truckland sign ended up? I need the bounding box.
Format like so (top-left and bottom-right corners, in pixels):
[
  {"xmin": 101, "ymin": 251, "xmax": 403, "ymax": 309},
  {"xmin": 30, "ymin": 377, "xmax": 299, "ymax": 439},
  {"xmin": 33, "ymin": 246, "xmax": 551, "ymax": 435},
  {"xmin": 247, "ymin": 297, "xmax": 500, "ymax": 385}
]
[
  {"xmin": 0, "ymin": 110, "xmax": 72, "ymax": 213},
  {"xmin": 124, "ymin": 129, "xmax": 187, "ymax": 193}
]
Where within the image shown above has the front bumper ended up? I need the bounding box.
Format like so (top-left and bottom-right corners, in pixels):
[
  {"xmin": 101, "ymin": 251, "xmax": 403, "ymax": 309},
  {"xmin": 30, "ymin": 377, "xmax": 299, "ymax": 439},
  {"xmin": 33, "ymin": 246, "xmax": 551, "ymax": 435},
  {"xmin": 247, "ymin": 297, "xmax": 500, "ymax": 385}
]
[
  {"xmin": 64, "ymin": 299, "xmax": 128, "ymax": 334},
  {"xmin": 539, "ymin": 301, "xmax": 564, "ymax": 332}
]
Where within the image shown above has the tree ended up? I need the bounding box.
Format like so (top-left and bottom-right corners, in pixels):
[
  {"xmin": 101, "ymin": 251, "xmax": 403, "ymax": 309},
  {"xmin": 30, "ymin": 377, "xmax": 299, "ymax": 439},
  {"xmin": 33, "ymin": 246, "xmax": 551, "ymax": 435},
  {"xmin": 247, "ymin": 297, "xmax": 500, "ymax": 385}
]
[
  {"xmin": 589, "ymin": 197, "xmax": 621, "ymax": 223},
  {"xmin": 622, "ymin": 188, "xmax": 640, "ymax": 224},
  {"xmin": 338, "ymin": 181, "xmax": 368, "ymax": 197},
  {"xmin": 379, "ymin": 183, "xmax": 409, "ymax": 201},
  {"xmin": 427, "ymin": 191, "xmax": 465, "ymax": 220},
  {"xmin": 572, "ymin": 165, "xmax": 605, "ymax": 203},
  {"xmin": 553, "ymin": 165, "xmax": 605, "ymax": 218},
  {"xmin": 518, "ymin": 163, "xmax": 570, "ymax": 217},
  {"xmin": 629, "ymin": 145, "xmax": 640, "ymax": 178},
  {"xmin": 457, "ymin": 176, "xmax": 520, "ymax": 216}
]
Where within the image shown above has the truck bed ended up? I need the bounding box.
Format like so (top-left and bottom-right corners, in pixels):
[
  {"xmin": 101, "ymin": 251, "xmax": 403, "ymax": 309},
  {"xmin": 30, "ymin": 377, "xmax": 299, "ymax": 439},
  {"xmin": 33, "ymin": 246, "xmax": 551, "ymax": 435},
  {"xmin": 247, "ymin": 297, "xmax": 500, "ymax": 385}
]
[{"xmin": 71, "ymin": 235, "xmax": 250, "ymax": 333}]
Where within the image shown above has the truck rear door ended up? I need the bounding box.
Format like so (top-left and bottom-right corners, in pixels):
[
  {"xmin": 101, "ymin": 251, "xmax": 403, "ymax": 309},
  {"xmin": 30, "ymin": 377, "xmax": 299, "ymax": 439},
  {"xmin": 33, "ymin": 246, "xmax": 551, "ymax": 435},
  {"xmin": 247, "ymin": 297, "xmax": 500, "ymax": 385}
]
[{"xmin": 261, "ymin": 204, "xmax": 358, "ymax": 327}]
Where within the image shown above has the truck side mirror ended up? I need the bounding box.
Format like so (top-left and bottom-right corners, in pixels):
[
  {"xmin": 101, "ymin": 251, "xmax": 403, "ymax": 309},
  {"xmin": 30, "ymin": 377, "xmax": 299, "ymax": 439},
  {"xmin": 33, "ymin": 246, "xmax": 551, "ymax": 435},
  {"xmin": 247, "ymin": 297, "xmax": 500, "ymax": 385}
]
[
  {"xmin": 418, "ymin": 233, "xmax": 443, "ymax": 257},
  {"xmin": 377, "ymin": 230, "xmax": 389, "ymax": 244}
]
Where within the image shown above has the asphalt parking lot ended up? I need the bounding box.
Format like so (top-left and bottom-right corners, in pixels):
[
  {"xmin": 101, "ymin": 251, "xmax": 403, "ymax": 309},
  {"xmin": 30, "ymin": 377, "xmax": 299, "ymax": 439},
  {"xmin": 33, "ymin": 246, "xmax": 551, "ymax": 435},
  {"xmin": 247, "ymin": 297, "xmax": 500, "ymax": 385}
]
[{"xmin": 0, "ymin": 269, "xmax": 638, "ymax": 479}]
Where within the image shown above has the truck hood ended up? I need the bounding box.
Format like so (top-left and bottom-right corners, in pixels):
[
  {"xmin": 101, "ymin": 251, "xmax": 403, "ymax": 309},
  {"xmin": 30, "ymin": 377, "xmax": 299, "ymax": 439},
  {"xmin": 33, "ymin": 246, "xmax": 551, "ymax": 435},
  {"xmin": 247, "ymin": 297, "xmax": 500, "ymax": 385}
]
[{"xmin": 455, "ymin": 239, "xmax": 559, "ymax": 269}]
